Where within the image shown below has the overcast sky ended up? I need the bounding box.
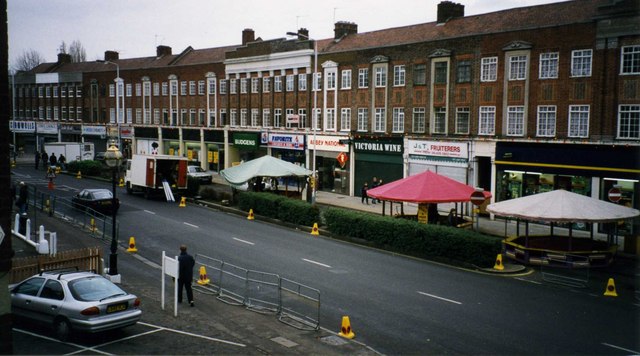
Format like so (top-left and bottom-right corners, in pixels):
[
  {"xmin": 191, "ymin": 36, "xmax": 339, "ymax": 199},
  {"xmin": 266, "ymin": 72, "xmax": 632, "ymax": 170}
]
[{"xmin": 8, "ymin": 0, "xmax": 565, "ymax": 69}]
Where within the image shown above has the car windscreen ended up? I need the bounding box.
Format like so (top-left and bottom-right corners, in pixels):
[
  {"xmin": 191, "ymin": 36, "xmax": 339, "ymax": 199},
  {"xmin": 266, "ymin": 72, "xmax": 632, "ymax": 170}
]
[
  {"xmin": 189, "ymin": 166, "xmax": 204, "ymax": 173},
  {"xmin": 91, "ymin": 191, "xmax": 112, "ymax": 200},
  {"xmin": 68, "ymin": 276, "xmax": 126, "ymax": 301}
]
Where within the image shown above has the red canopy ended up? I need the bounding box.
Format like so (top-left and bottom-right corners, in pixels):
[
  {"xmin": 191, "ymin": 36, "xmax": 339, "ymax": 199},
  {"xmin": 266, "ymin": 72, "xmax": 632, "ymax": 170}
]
[{"xmin": 366, "ymin": 170, "xmax": 492, "ymax": 204}]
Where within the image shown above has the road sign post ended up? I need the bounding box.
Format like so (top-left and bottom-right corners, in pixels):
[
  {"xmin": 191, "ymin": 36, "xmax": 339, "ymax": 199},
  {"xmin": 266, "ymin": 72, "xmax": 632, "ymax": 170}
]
[
  {"xmin": 470, "ymin": 189, "xmax": 486, "ymax": 231},
  {"xmin": 608, "ymin": 186, "xmax": 621, "ymax": 203}
]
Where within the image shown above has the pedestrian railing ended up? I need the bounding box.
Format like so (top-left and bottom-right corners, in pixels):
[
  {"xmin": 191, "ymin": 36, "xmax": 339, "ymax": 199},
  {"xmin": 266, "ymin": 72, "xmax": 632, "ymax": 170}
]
[{"xmin": 194, "ymin": 253, "xmax": 320, "ymax": 331}]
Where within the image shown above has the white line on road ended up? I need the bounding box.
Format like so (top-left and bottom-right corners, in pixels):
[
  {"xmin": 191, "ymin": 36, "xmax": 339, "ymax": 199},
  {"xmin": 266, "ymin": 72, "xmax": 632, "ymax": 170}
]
[
  {"xmin": 233, "ymin": 237, "xmax": 255, "ymax": 245},
  {"xmin": 138, "ymin": 322, "xmax": 246, "ymax": 347},
  {"xmin": 601, "ymin": 342, "xmax": 639, "ymax": 354},
  {"xmin": 302, "ymin": 258, "xmax": 332, "ymax": 268},
  {"xmin": 515, "ymin": 277, "xmax": 542, "ymax": 285},
  {"xmin": 144, "ymin": 210, "xmax": 156, "ymax": 214},
  {"xmin": 13, "ymin": 328, "xmax": 113, "ymax": 355},
  {"xmin": 418, "ymin": 291, "xmax": 462, "ymax": 305},
  {"xmin": 183, "ymin": 222, "xmax": 199, "ymax": 228},
  {"xmin": 65, "ymin": 329, "xmax": 163, "ymax": 355}
]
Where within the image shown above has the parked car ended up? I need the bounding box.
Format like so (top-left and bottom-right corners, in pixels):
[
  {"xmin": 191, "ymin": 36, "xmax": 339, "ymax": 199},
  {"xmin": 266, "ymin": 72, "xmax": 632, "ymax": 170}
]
[
  {"xmin": 94, "ymin": 152, "xmax": 106, "ymax": 161},
  {"xmin": 187, "ymin": 165, "xmax": 213, "ymax": 184},
  {"xmin": 72, "ymin": 188, "xmax": 120, "ymax": 215},
  {"xmin": 10, "ymin": 270, "xmax": 142, "ymax": 341}
]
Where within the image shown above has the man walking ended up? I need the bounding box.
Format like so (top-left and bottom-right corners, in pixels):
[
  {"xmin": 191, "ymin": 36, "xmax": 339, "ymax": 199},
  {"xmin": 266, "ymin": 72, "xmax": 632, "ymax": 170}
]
[{"xmin": 178, "ymin": 245, "xmax": 195, "ymax": 307}]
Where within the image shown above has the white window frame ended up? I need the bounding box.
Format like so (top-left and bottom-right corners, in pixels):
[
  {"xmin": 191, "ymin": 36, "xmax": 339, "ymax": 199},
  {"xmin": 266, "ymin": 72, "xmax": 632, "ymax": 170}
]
[
  {"xmin": 230, "ymin": 109, "xmax": 237, "ymax": 127},
  {"xmin": 297, "ymin": 74, "xmax": 306, "ymax": 91},
  {"xmin": 198, "ymin": 80, "xmax": 205, "ymax": 95},
  {"xmin": 135, "ymin": 83, "xmax": 142, "ymax": 96},
  {"xmin": 230, "ymin": 79, "xmax": 237, "ymax": 94},
  {"xmin": 432, "ymin": 107, "xmax": 446, "ymax": 134},
  {"xmin": 413, "ymin": 107, "xmax": 426, "ymax": 133},
  {"xmin": 286, "ymin": 75, "xmax": 295, "ymax": 92},
  {"xmin": 340, "ymin": 108, "xmax": 351, "ymax": 131},
  {"xmin": 240, "ymin": 78, "xmax": 248, "ymax": 94},
  {"xmin": 220, "ymin": 80, "xmax": 227, "ymax": 94},
  {"xmin": 539, "ymin": 52, "xmax": 559, "ymax": 79},
  {"xmin": 536, "ymin": 105, "xmax": 557, "ymax": 137},
  {"xmin": 180, "ymin": 81, "xmax": 187, "ymax": 96},
  {"xmin": 325, "ymin": 108, "xmax": 336, "ymax": 131},
  {"xmin": 358, "ymin": 68, "xmax": 369, "ymax": 88},
  {"xmin": 508, "ymin": 55, "xmax": 527, "ymax": 81},
  {"xmin": 621, "ymin": 45, "xmax": 640, "ymax": 75},
  {"xmin": 251, "ymin": 108, "xmax": 259, "ymax": 127},
  {"xmin": 374, "ymin": 108, "xmax": 386, "ymax": 132},
  {"xmin": 274, "ymin": 108, "xmax": 282, "ymax": 127},
  {"xmin": 374, "ymin": 67, "xmax": 387, "ymax": 87},
  {"xmin": 341, "ymin": 70, "xmax": 351, "ymax": 89},
  {"xmin": 263, "ymin": 77, "xmax": 271, "ymax": 93},
  {"xmin": 240, "ymin": 108, "xmax": 247, "ymax": 127},
  {"xmin": 326, "ymin": 71, "xmax": 336, "ymax": 90},
  {"xmin": 568, "ymin": 105, "xmax": 590, "ymax": 138},
  {"xmin": 274, "ymin": 76, "xmax": 282, "ymax": 92},
  {"xmin": 479, "ymin": 106, "xmax": 495, "ymax": 135},
  {"xmin": 357, "ymin": 108, "xmax": 368, "ymax": 132},
  {"xmin": 481, "ymin": 57, "xmax": 498, "ymax": 82},
  {"xmin": 506, "ymin": 106, "xmax": 525, "ymax": 136},
  {"xmin": 617, "ymin": 105, "xmax": 640, "ymax": 139},
  {"xmin": 455, "ymin": 107, "xmax": 470, "ymax": 134},
  {"xmin": 392, "ymin": 107, "xmax": 404, "ymax": 133},
  {"xmin": 251, "ymin": 77, "xmax": 260, "ymax": 93},
  {"xmin": 571, "ymin": 49, "xmax": 592, "ymax": 77},
  {"xmin": 393, "ymin": 65, "xmax": 406, "ymax": 86}
]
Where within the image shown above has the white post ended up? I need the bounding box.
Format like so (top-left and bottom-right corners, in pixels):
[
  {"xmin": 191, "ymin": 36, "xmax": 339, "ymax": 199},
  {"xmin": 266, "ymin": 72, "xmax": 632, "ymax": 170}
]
[
  {"xmin": 161, "ymin": 251, "xmax": 166, "ymax": 311},
  {"xmin": 50, "ymin": 232, "xmax": 57, "ymax": 256},
  {"xmin": 174, "ymin": 255, "xmax": 178, "ymax": 317}
]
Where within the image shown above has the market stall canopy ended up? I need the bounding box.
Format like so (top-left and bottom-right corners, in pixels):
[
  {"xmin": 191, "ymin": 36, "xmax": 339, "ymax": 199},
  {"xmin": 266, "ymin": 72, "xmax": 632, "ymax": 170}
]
[
  {"xmin": 220, "ymin": 155, "xmax": 312, "ymax": 185},
  {"xmin": 486, "ymin": 189, "xmax": 640, "ymax": 223},
  {"xmin": 366, "ymin": 170, "xmax": 492, "ymax": 204}
]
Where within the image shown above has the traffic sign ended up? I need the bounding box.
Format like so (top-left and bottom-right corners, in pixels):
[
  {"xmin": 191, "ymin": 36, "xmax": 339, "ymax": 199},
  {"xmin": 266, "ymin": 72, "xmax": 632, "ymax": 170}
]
[
  {"xmin": 336, "ymin": 152, "xmax": 348, "ymax": 168},
  {"xmin": 470, "ymin": 190, "xmax": 486, "ymax": 206},
  {"xmin": 608, "ymin": 187, "xmax": 621, "ymax": 203}
]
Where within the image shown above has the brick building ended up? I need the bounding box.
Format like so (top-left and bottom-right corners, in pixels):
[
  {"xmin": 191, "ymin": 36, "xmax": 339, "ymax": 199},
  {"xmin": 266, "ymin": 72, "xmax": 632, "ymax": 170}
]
[{"xmin": 10, "ymin": 0, "xmax": 640, "ymax": 248}]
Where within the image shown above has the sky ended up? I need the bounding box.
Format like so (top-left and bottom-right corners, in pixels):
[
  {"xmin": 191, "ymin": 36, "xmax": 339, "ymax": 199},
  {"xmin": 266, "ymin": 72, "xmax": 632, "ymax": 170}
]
[{"xmin": 8, "ymin": 0, "xmax": 566, "ymax": 69}]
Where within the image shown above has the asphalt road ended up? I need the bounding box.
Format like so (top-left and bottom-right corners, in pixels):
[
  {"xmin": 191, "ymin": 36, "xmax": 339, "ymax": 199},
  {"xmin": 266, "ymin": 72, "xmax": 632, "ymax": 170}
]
[{"xmin": 11, "ymin": 166, "xmax": 640, "ymax": 355}]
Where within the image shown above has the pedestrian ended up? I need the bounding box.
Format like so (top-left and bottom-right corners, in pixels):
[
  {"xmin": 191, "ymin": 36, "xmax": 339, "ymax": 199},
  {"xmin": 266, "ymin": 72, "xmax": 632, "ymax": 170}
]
[
  {"xmin": 371, "ymin": 177, "xmax": 380, "ymax": 204},
  {"xmin": 34, "ymin": 151, "xmax": 40, "ymax": 170},
  {"xmin": 178, "ymin": 244, "xmax": 195, "ymax": 307},
  {"xmin": 361, "ymin": 182, "xmax": 369, "ymax": 204},
  {"xmin": 41, "ymin": 151, "xmax": 48, "ymax": 169},
  {"xmin": 17, "ymin": 181, "xmax": 29, "ymax": 215},
  {"xmin": 49, "ymin": 152, "xmax": 57, "ymax": 168},
  {"xmin": 58, "ymin": 154, "xmax": 66, "ymax": 171}
]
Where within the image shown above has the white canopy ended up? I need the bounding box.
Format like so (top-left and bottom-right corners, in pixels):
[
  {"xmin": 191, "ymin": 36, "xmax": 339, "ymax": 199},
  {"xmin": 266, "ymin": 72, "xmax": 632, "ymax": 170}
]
[
  {"xmin": 486, "ymin": 189, "xmax": 639, "ymax": 223},
  {"xmin": 220, "ymin": 155, "xmax": 312, "ymax": 185}
]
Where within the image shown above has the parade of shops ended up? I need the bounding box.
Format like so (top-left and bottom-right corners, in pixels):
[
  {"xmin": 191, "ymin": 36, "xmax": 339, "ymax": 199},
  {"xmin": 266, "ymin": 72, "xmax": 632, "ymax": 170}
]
[{"xmin": 9, "ymin": 0, "xmax": 640, "ymax": 249}]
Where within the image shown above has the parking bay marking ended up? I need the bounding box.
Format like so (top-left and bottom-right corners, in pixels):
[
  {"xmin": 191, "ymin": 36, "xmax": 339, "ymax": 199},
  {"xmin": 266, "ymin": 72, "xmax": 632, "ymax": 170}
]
[
  {"xmin": 418, "ymin": 291, "xmax": 462, "ymax": 305},
  {"xmin": 183, "ymin": 222, "xmax": 199, "ymax": 228},
  {"xmin": 144, "ymin": 210, "xmax": 156, "ymax": 215},
  {"xmin": 302, "ymin": 258, "xmax": 332, "ymax": 268},
  {"xmin": 233, "ymin": 237, "xmax": 255, "ymax": 246}
]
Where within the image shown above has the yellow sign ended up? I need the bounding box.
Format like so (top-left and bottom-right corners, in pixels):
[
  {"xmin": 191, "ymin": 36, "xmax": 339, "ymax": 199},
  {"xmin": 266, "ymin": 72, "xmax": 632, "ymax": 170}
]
[
  {"xmin": 213, "ymin": 151, "xmax": 219, "ymax": 164},
  {"xmin": 169, "ymin": 148, "xmax": 175, "ymax": 156},
  {"xmin": 188, "ymin": 150, "xmax": 193, "ymax": 160},
  {"xmin": 417, "ymin": 203, "xmax": 428, "ymax": 224}
]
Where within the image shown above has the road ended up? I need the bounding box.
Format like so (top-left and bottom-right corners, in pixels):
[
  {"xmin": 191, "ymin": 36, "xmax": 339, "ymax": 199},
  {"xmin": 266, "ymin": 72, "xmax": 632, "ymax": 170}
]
[{"xmin": 11, "ymin": 166, "xmax": 640, "ymax": 355}]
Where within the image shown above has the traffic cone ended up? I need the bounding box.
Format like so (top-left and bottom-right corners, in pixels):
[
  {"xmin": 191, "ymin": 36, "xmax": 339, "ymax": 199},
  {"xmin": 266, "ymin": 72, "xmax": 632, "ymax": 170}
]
[
  {"xmin": 55, "ymin": 166, "xmax": 61, "ymax": 174},
  {"xmin": 48, "ymin": 179, "xmax": 54, "ymax": 190},
  {"xmin": 197, "ymin": 266, "xmax": 210, "ymax": 285},
  {"xmin": 119, "ymin": 178, "xmax": 125, "ymax": 187},
  {"xmin": 76, "ymin": 170, "xmax": 82, "ymax": 179},
  {"xmin": 44, "ymin": 199, "xmax": 50, "ymax": 213},
  {"xmin": 338, "ymin": 316, "xmax": 355, "ymax": 339},
  {"xmin": 493, "ymin": 254, "xmax": 504, "ymax": 270},
  {"xmin": 179, "ymin": 197, "xmax": 186, "ymax": 207},
  {"xmin": 311, "ymin": 223, "xmax": 319, "ymax": 236},
  {"xmin": 89, "ymin": 218, "xmax": 97, "ymax": 233},
  {"xmin": 604, "ymin": 278, "xmax": 618, "ymax": 297},
  {"xmin": 126, "ymin": 236, "xmax": 137, "ymax": 253},
  {"xmin": 247, "ymin": 209, "xmax": 255, "ymax": 220}
]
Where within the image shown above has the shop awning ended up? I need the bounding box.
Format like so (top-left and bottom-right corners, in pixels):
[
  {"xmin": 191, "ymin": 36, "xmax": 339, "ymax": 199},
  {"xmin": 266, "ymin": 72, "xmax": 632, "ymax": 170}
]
[
  {"xmin": 366, "ymin": 170, "xmax": 491, "ymax": 204},
  {"xmin": 486, "ymin": 189, "xmax": 639, "ymax": 223},
  {"xmin": 220, "ymin": 155, "xmax": 312, "ymax": 185}
]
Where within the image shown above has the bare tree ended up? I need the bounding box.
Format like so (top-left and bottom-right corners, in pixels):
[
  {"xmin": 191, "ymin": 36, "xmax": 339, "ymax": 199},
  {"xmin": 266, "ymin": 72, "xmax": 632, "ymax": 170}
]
[
  {"xmin": 14, "ymin": 49, "xmax": 45, "ymax": 71},
  {"xmin": 69, "ymin": 40, "xmax": 86, "ymax": 62}
]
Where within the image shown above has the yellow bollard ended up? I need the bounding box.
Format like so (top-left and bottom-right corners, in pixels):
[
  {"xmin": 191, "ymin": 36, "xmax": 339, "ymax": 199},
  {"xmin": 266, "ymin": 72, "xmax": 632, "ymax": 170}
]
[
  {"xmin": 197, "ymin": 266, "xmax": 210, "ymax": 285},
  {"xmin": 311, "ymin": 223, "xmax": 319, "ymax": 236},
  {"xmin": 338, "ymin": 316, "xmax": 355, "ymax": 339},
  {"xmin": 493, "ymin": 254, "xmax": 504, "ymax": 271},
  {"xmin": 76, "ymin": 170, "xmax": 82, "ymax": 179},
  {"xmin": 119, "ymin": 178, "xmax": 125, "ymax": 187},
  {"xmin": 126, "ymin": 236, "xmax": 138, "ymax": 253},
  {"xmin": 604, "ymin": 278, "xmax": 618, "ymax": 297},
  {"xmin": 247, "ymin": 209, "xmax": 255, "ymax": 220}
]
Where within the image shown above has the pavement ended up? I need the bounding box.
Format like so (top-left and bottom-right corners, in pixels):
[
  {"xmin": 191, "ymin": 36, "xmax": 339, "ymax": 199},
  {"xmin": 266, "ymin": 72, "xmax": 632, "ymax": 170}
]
[{"xmin": 8, "ymin": 158, "xmax": 639, "ymax": 354}]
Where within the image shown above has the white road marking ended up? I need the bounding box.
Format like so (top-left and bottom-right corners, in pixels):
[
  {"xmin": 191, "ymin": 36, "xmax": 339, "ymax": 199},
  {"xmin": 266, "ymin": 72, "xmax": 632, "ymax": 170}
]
[
  {"xmin": 138, "ymin": 322, "xmax": 246, "ymax": 347},
  {"xmin": 144, "ymin": 210, "xmax": 156, "ymax": 214},
  {"xmin": 418, "ymin": 291, "xmax": 462, "ymax": 305},
  {"xmin": 183, "ymin": 222, "xmax": 199, "ymax": 228},
  {"xmin": 601, "ymin": 342, "xmax": 639, "ymax": 354},
  {"xmin": 65, "ymin": 329, "xmax": 163, "ymax": 355},
  {"xmin": 302, "ymin": 258, "xmax": 332, "ymax": 268},
  {"xmin": 14, "ymin": 328, "xmax": 113, "ymax": 355},
  {"xmin": 233, "ymin": 237, "xmax": 255, "ymax": 245},
  {"xmin": 515, "ymin": 277, "xmax": 542, "ymax": 285}
]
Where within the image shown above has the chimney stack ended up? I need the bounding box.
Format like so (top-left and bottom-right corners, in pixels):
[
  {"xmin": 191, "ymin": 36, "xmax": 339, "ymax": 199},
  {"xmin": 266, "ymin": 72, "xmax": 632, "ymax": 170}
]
[
  {"xmin": 437, "ymin": 1, "xmax": 464, "ymax": 24},
  {"xmin": 242, "ymin": 28, "xmax": 255, "ymax": 45},
  {"xmin": 334, "ymin": 21, "xmax": 358, "ymax": 40},
  {"xmin": 297, "ymin": 28, "xmax": 309, "ymax": 40},
  {"xmin": 57, "ymin": 53, "xmax": 72, "ymax": 64},
  {"xmin": 156, "ymin": 45, "xmax": 172, "ymax": 57},
  {"xmin": 104, "ymin": 51, "xmax": 119, "ymax": 61}
]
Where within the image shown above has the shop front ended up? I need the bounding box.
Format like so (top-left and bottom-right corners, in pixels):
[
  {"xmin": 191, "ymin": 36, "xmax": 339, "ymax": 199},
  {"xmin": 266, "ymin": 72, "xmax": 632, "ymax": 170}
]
[
  {"xmin": 162, "ymin": 128, "xmax": 180, "ymax": 156},
  {"xmin": 495, "ymin": 142, "xmax": 639, "ymax": 239},
  {"xmin": 133, "ymin": 127, "xmax": 159, "ymax": 155},
  {"xmin": 10, "ymin": 120, "xmax": 36, "ymax": 155},
  {"xmin": 82, "ymin": 125, "xmax": 108, "ymax": 154},
  {"xmin": 203, "ymin": 129, "xmax": 225, "ymax": 172},
  {"xmin": 183, "ymin": 128, "xmax": 202, "ymax": 164},
  {"xmin": 308, "ymin": 134, "xmax": 350, "ymax": 195},
  {"xmin": 353, "ymin": 136, "xmax": 404, "ymax": 197},
  {"xmin": 60, "ymin": 124, "xmax": 82, "ymax": 143},
  {"xmin": 229, "ymin": 132, "xmax": 265, "ymax": 165}
]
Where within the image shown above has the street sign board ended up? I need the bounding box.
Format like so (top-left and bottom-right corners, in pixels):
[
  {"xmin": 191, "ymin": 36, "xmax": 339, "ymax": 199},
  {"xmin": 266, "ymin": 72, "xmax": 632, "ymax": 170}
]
[
  {"xmin": 608, "ymin": 187, "xmax": 621, "ymax": 203},
  {"xmin": 470, "ymin": 190, "xmax": 486, "ymax": 206}
]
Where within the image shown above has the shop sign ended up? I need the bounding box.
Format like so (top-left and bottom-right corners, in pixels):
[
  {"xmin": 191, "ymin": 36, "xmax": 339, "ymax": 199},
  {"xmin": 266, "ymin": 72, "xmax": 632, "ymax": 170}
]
[
  {"xmin": 82, "ymin": 125, "xmax": 107, "ymax": 136},
  {"xmin": 233, "ymin": 133, "xmax": 259, "ymax": 149},
  {"xmin": 36, "ymin": 122, "xmax": 59, "ymax": 134},
  {"xmin": 60, "ymin": 124, "xmax": 81, "ymax": 134},
  {"xmin": 309, "ymin": 135, "xmax": 349, "ymax": 152},
  {"xmin": 407, "ymin": 140, "xmax": 468, "ymax": 159},
  {"xmin": 286, "ymin": 114, "xmax": 300, "ymax": 124},
  {"xmin": 268, "ymin": 133, "xmax": 305, "ymax": 151},
  {"xmin": 10, "ymin": 120, "xmax": 36, "ymax": 133},
  {"xmin": 120, "ymin": 125, "xmax": 133, "ymax": 138},
  {"xmin": 353, "ymin": 138, "xmax": 403, "ymax": 155}
]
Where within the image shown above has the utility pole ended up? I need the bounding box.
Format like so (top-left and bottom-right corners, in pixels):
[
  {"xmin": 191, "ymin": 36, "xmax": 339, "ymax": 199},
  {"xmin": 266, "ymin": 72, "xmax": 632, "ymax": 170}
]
[{"xmin": 0, "ymin": 0, "xmax": 15, "ymax": 353}]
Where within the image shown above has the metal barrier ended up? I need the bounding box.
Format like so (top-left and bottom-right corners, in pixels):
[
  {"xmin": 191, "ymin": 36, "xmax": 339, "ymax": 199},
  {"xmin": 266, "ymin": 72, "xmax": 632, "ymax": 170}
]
[
  {"xmin": 194, "ymin": 254, "xmax": 320, "ymax": 331},
  {"xmin": 246, "ymin": 270, "xmax": 281, "ymax": 314},
  {"xmin": 278, "ymin": 277, "xmax": 320, "ymax": 331},
  {"xmin": 541, "ymin": 254, "xmax": 590, "ymax": 288}
]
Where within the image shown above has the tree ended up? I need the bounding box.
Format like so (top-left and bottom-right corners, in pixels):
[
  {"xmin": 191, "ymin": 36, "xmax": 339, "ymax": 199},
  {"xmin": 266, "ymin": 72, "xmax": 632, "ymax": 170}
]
[
  {"xmin": 14, "ymin": 49, "xmax": 44, "ymax": 71},
  {"xmin": 69, "ymin": 40, "xmax": 86, "ymax": 62}
]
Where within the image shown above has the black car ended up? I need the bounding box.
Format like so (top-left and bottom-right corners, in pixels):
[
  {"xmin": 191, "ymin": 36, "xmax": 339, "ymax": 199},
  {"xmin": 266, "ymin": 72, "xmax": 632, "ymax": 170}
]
[{"xmin": 72, "ymin": 189, "xmax": 119, "ymax": 215}]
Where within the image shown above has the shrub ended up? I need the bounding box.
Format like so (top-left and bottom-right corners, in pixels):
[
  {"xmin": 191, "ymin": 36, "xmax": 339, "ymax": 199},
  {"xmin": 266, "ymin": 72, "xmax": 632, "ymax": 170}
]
[{"xmin": 66, "ymin": 160, "xmax": 104, "ymax": 177}]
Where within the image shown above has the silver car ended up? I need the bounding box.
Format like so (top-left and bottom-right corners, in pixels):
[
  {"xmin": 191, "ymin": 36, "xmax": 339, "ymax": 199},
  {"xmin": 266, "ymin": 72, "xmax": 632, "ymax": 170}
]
[
  {"xmin": 10, "ymin": 270, "xmax": 142, "ymax": 341},
  {"xmin": 187, "ymin": 165, "xmax": 213, "ymax": 184}
]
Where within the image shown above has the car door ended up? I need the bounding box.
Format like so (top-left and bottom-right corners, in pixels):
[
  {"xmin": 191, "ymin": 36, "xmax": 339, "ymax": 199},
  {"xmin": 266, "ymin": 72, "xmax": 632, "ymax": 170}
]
[
  {"xmin": 33, "ymin": 279, "xmax": 66, "ymax": 325},
  {"xmin": 11, "ymin": 277, "xmax": 46, "ymax": 321}
]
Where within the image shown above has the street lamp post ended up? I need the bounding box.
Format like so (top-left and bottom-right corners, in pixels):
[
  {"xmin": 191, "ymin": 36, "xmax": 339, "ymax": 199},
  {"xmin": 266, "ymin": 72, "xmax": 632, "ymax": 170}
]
[
  {"xmin": 99, "ymin": 60, "xmax": 122, "ymax": 149},
  {"xmin": 287, "ymin": 31, "xmax": 318, "ymax": 204},
  {"xmin": 104, "ymin": 143, "xmax": 123, "ymax": 278}
]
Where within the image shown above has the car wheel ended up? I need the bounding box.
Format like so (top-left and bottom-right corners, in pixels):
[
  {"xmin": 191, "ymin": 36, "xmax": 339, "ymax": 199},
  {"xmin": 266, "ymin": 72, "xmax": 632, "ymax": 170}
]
[{"xmin": 54, "ymin": 318, "xmax": 71, "ymax": 341}]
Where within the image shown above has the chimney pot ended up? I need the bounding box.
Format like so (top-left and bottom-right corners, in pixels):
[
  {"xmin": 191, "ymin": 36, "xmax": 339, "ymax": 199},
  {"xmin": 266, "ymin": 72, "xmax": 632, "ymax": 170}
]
[
  {"xmin": 104, "ymin": 51, "xmax": 119, "ymax": 61},
  {"xmin": 242, "ymin": 28, "xmax": 255, "ymax": 45},
  {"xmin": 156, "ymin": 45, "xmax": 172, "ymax": 57}
]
